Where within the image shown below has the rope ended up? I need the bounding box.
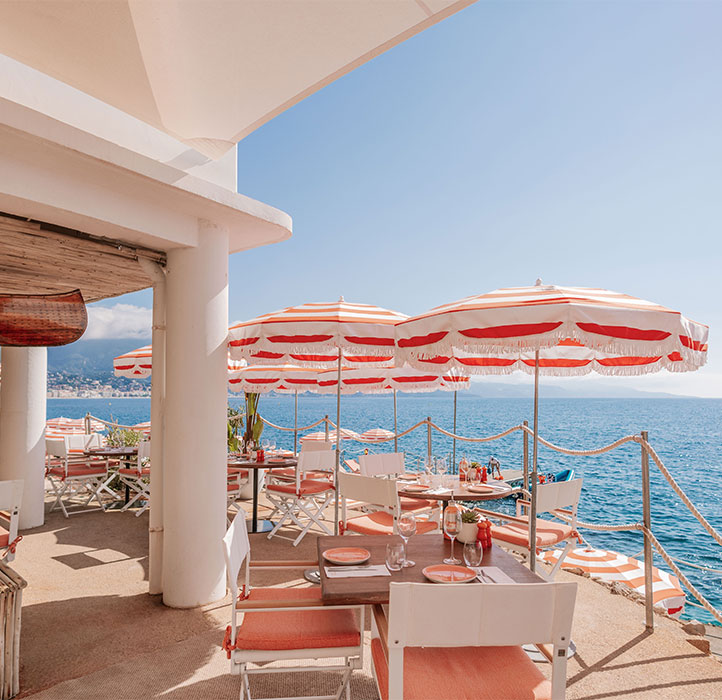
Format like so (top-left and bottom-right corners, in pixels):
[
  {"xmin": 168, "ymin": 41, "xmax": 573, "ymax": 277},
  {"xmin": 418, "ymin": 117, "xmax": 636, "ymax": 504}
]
[
  {"xmin": 87, "ymin": 414, "xmax": 139, "ymax": 431},
  {"xmin": 520, "ymin": 425, "xmax": 640, "ymax": 456},
  {"xmin": 638, "ymin": 437, "xmax": 722, "ymax": 550},
  {"xmin": 258, "ymin": 416, "xmax": 326, "ymax": 432},
  {"xmin": 553, "ymin": 511, "xmax": 640, "ymax": 532},
  {"xmin": 429, "ymin": 421, "xmax": 524, "ymax": 443}
]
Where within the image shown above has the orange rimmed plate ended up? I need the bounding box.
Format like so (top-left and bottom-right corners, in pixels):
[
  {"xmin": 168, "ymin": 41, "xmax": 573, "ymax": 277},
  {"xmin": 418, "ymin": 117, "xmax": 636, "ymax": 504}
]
[
  {"xmin": 397, "ymin": 473, "xmax": 418, "ymax": 481},
  {"xmin": 402, "ymin": 483, "xmax": 430, "ymax": 493},
  {"xmin": 466, "ymin": 484, "xmax": 495, "ymax": 494},
  {"xmin": 322, "ymin": 547, "xmax": 371, "ymax": 565},
  {"xmin": 267, "ymin": 458, "xmax": 289, "ymax": 464},
  {"xmin": 422, "ymin": 564, "xmax": 477, "ymax": 584}
]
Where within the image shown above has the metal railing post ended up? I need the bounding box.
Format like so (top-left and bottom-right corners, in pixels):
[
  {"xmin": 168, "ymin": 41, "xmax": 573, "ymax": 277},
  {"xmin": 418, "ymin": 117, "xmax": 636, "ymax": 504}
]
[
  {"xmin": 84, "ymin": 412, "xmax": 91, "ymax": 434},
  {"xmin": 452, "ymin": 391, "xmax": 458, "ymax": 473},
  {"xmin": 523, "ymin": 420, "xmax": 529, "ymax": 492},
  {"xmin": 293, "ymin": 391, "xmax": 298, "ymax": 456},
  {"xmin": 426, "ymin": 417, "xmax": 432, "ymax": 465},
  {"xmin": 641, "ymin": 430, "xmax": 654, "ymax": 631},
  {"xmin": 324, "ymin": 414, "xmax": 329, "ymax": 442}
]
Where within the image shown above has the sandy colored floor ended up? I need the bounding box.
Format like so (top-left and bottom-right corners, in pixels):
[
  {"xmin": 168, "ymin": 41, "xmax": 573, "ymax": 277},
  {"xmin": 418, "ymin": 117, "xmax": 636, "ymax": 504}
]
[{"xmin": 12, "ymin": 500, "xmax": 722, "ymax": 699}]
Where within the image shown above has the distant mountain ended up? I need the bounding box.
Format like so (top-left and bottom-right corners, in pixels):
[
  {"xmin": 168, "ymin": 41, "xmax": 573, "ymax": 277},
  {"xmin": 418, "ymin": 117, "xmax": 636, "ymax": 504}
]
[
  {"xmin": 465, "ymin": 380, "xmax": 681, "ymax": 400},
  {"xmin": 47, "ymin": 338, "xmax": 147, "ymax": 376}
]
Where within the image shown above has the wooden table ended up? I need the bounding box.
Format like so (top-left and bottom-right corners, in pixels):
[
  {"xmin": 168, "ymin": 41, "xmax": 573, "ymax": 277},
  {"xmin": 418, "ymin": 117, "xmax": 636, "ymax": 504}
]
[
  {"xmin": 85, "ymin": 446, "xmax": 138, "ymax": 503},
  {"xmin": 317, "ymin": 533, "xmax": 543, "ymax": 606},
  {"xmin": 228, "ymin": 457, "xmax": 297, "ymax": 533},
  {"xmin": 397, "ymin": 480, "xmax": 515, "ymax": 503}
]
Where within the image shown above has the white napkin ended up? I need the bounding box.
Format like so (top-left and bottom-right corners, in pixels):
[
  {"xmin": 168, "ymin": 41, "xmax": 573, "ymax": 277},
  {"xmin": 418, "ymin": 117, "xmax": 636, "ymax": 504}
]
[
  {"xmin": 324, "ymin": 565, "xmax": 391, "ymax": 578},
  {"xmin": 475, "ymin": 566, "xmax": 515, "ymax": 583},
  {"xmin": 425, "ymin": 487, "xmax": 452, "ymax": 495}
]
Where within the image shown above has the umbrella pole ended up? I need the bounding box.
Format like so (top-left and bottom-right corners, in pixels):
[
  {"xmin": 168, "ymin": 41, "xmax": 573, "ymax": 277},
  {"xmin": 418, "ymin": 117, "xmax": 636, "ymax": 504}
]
[
  {"xmin": 334, "ymin": 349, "xmax": 342, "ymax": 535},
  {"xmin": 294, "ymin": 391, "xmax": 298, "ymax": 456},
  {"xmin": 393, "ymin": 389, "xmax": 398, "ymax": 452},
  {"xmin": 452, "ymin": 390, "xmax": 458, "ymax": 473},
  {"xmin": 529, "ymin": 352, "xmax": 539, "ymax": 573}
]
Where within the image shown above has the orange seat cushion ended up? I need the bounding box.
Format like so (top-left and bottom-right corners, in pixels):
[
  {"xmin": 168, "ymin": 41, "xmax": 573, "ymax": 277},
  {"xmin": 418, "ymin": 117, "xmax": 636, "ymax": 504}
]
[
  {"xmin": 118, "ymin": 468, "xmax": 150, "ymax": 477},
  {"xmin": 227, "ymin": 483, "xmax": 240, "ymax": 492},
  {"xmin": 399, "ymin": 497, "xmax": 435, "ymax": 511},
  {"xmin": 0, "ymin": 526, "xmax": 8, "ymax": 549},
  {"xmin": 371, "ymin": 638, "xmax": 551, "ymax": 700},
  {"xmin": 491, "ymin": 516, "xmax": 573, "ymax": 549},
  {"xmin": 266, "ymin": 480, "xmax": 334, "ymax": 496},
  {"xmin": 227, "ymin": 467, "xmax": 249, "ymax": 478},
  {"xmin": 235, "ymin": 587, "xmax": 360, "ymax": 651},
  {"xmin": 345, "ymin": 511, "xmax": 438, "ymax": 536},
  {"xmin": 47, "ymin": 466, "xmax": 106, "ymax": 478}
]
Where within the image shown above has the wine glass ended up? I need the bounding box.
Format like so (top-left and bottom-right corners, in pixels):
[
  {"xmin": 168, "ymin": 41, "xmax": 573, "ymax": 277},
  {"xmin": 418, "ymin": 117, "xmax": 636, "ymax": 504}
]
[
  {"xmin": 463, "ymin": 540, "xmax": 483, "ymax": 568},
  {"xmin": 443, "ymin": 504, "xmax": 462, "ymax": 564},
  {"xmin": 386, "ymin": 542, "xmax": 405, "ymax": 572},
  {"xmin": 437, "ymin": 457, "xmax": 447, "ymax": 477},
  {"xmin": 398, "ymin": 513, "xmax": 417, "ymax": 567}
]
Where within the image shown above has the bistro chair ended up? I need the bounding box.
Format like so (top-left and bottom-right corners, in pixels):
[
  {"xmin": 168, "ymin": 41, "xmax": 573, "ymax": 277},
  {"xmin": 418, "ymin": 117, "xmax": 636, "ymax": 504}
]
[
  {"xmin": 338, "ymin": 472, "xmax": 438, "ymax": 536},
  {"xmin": 117, "ymin": 439, "xmax": 151, "ymax": 516},
  {"xmin": 480, "ymin": 479, "xmax": 584, "ymax": 580},
  {"xmin": 222, "ymin": 512, "xmax": 364, "ymax": 700},
  {"xmin": 46, "ymin": 438, "xmax": 108, "ymax": 517},
  {"xmin": 265, "ymin": 450, "xmax": 336, "ymax": 546},
  {"xmin": 371, "ymin": 580, "xmax": 577, "ymax": 700},
  {"xmin": 0, "ymin": 480, "xmax": 24, "ymax": 563}
]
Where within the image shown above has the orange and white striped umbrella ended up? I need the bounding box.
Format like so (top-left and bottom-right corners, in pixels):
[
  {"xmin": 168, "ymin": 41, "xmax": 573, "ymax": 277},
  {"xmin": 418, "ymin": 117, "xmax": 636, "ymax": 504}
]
[
  {"xmin": 114, "ymin": 345, "xmax": 245, "ymax": 379},
  {"xmin": 314, "ymin": 366, "xmax": 470, "ymax": 395},
  {"xmin": 395, "ymin": 284, "xmax": 708, "ymax": 375},
  {"xmin": 228, "ymin": 364, "xmax": 322, "ymax": 394},
  {"xmin": 540, "ymin": 547, "xmax": 686, "ymax": 617},
  {"xmin": 359, "ymin": 428, "xmax": 395, "ymax": 442},
  {"xmin": 46, "ymin": 416, "xmax": 105, "ymax": 438},
  {"xmin": 301, "ymin": 429, "xmax": 359, "ymax": 442},
  {"xmin": 229, "ymin": 298, "xmax": 407, "ymax": 365}
]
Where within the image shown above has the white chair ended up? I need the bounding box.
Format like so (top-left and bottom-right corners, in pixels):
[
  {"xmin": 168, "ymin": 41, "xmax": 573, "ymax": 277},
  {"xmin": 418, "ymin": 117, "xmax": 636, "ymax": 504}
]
[
  {"xmin": 482, "ymin": 479, "xmax": 583, "ymax": 580},
  {"xmin": 338, "ymin": 472, "xmax": 438, "ymax": 537},
  {"xmin": 265, "ymin": 451, "xmax": 336, "ymax": 546},
  {"xmin": 222, "ymin": 512, "xmax": 364, "ymax": 700},
  {"xmin": 118, "ymin": 440, "xmax": 151, "ymax": 516},
  {"xmin": 299, "ymin": 440, "xmax": 333, "ymax": 453},
  {"xmin": 46, "ymin": 438, "xmax": 109, "ymax": 517},
  {"xmin": 0, "ymin": 480, "xmax": 23, "ymax": 563},
  {"xmin": 371, "ymin": 580, "xmax": 577, "ymax": 700}
]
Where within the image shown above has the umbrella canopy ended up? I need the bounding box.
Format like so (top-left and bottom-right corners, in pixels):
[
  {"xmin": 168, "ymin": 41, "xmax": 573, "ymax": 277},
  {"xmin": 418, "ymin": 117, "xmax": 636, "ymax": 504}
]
[
  {"xmin": 301, "ymin": 429, "xmax": 359, "ymax": 442},
  {"xmin": 359, "ymin": 428, "xmax": 395, "ymax": 443},
  {"xmin": 46, "ymin": 416, "xmax": 105, "ymax": 438},
  {"xmin": 228, "ymin": 299, "xmax": 407, "ymax": 364},
  {"xmin": 227, "ymin": 364, "xmax": 322, "ymax": 394},
  {"xmin": 314, "ymin": 366, "xmax": 469, "ymax": 394},
  {"xmin": 540, "ymin": 547, "xmax": 685, "ymax": 617},
  {"xmin": 114, "ymin": 345, "xmax": 245, "ymax": 379},
  {"xmin": 396, "ymin": 283, "xmax": 708, "ymax": 373}
]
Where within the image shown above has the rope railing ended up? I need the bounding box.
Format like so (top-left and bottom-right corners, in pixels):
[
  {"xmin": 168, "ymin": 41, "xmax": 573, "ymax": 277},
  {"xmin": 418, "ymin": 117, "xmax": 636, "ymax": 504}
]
[
  {"xmin": 259, "ymin": 415, "xmax": 326, "ymax": 433},
  {"xmin": 86, "ymin": 414, "xmax": 142, "ymax": 431}
]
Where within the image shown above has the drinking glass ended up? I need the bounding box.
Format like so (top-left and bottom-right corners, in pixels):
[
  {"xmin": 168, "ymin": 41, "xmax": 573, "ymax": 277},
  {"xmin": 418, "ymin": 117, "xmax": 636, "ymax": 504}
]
[
  {"xmin": 463, "ymin": 540, "xmax": 483, "ymax": 568},
  {"xmin": 398, "ymin": 513, "xmax": 417, "ymax": 567},
  {"xmin": 437, "ymin": 457, "xmax": 448, "ymax": 477},
  {"xmin": 443, "ymin": 505, "xmax": 462, "ymax": 564},
  {"xmin": 386, "ymin": 542, "xmax": 405, "ymax": 572}
]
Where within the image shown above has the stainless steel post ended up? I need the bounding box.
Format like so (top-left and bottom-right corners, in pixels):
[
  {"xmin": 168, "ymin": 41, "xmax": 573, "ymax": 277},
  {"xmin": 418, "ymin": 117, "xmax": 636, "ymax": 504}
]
[
  {"xmin": 641, "ymin": 430, "xmax": 654, "ymax": 631},
  {"xmin": 523, "ymin": 419, "xmax": 529, "ymax": 492},
  {"xmin": 84, "ymin": 413, "xmax": 91, "ymax": 435},
  {"xmin": 324, "ymin": 414, "xmax": 329, "ymax": 441},
  {"xmin": 529, "ymin": 353, "xmax": 540, "ymax": 573},
  {"xmin": 393, "ymin": 390, "xmax": 398, "ymax": 452},
  {"xmin": 426, "ymin": 416, "xmax": 432, "ymax": 465},
  {"xmin": 452, "ymin": 390, "xmax": 458, "ymax": 473},
  {"xmin": 333, "ymin": 349, "xmax": 342, "ymax": 536},
  {"xmin": 293, "ymin": 391, "xmax": 298, "ymax": 456}
]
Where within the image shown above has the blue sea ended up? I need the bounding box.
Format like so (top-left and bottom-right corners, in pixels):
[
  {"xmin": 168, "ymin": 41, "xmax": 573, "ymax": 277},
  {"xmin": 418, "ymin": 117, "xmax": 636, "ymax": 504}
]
[{"xmin": 49, "ymin": 395, "xmax": 722, "ymax": 625}]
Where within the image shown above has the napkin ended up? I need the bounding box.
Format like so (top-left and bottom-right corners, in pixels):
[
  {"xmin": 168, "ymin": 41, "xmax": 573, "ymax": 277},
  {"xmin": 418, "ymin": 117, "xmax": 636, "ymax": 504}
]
[
  {"xmin": 425, "ymin": 487, "xmax": 452, "ymax": 495},
  {"xmin": 475, "ymin": 566, "xmax": 515, "ymax": 584},
  {"xmin": 324, "ymin": 565, "xmax": 391, "ymax": 578}
]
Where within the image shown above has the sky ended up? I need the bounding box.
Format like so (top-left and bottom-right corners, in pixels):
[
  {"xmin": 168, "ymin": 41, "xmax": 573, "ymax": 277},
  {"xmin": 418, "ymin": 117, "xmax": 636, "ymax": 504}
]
[{"xmin": 89, "ymin": 1, "xmax": 722, "ymax": 397}]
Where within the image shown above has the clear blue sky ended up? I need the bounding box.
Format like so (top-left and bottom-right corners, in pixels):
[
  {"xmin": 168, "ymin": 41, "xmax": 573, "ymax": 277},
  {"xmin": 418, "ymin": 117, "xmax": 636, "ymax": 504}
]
[{"xmin": 95, "ymin": 1, "xmax": 722, "ymax": 396}]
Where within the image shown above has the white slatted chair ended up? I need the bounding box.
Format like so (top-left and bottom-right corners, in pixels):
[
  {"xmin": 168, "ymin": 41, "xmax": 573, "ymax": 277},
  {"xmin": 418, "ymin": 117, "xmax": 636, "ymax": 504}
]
[
  {"xmin": 0, "ymin": 480, "xmax": 23, "ymax": 563},
  {"xmin": 359, "ymin": 453, "xmax": 437, "ymax": 517},
  {"xmin": 46, "ymin": 438, "xmax": 108, "ymax": 517},
  {"xmin": 481, "ymin": 479, "xmax": 583, "ymax": 580},
  {"xmin": 222, "ymin": 512, "xmax": 364, "ymax": 700},
  {"xmin": 299, "ymin": 440, "xmax": 333, "ymax": 452},
  {"xmin": 339, "ymin": 472, "xmax": 438, "ymax": 537},
  {"xmin": 227, "ymin": 464, "xmax": 251, "ymax": 526},
  {"xmin": 265, "ymin": 450, "xmax": 336, "ymax": 546},
  {"xmin": 118, "ymin": 440, "xmax": 151, "ymax": 516},
  {"xmin": 371, "ymin": 580, "xmax": 577, "ymax": 700}
]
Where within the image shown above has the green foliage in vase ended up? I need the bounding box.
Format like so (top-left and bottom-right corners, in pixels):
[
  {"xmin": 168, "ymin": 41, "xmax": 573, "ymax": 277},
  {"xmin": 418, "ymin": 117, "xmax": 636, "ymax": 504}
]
[{"xmin": 461, "ymin": 509, "xmax": 480, "ymax": 524}]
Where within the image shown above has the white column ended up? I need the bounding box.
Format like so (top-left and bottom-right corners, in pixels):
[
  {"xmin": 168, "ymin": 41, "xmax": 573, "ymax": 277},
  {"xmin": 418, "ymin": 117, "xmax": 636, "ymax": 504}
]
[
  {"xmin": 0, "ymin": 347, "xmax": 47, "ymax": 529},
  {"xmin": 162, "ymin": 221, "xmax": 228, "ymax": 608}
]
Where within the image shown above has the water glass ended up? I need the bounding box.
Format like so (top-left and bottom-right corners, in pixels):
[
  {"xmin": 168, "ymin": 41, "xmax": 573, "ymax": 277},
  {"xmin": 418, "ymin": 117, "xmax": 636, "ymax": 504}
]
[
  {"xmin": 386, "ymin": 542, "xmax": 405, "ymax": 572},
  {"xmin": 443, "ymin": 505, "xmax": 462, "ymax": 565},
  {"xmin": 398, "ymin": 513, "xmax": 417, "ymax": 567},
  {"xmin": 463, "ymin": 540, "xmax": 483, "ymax": 568}
]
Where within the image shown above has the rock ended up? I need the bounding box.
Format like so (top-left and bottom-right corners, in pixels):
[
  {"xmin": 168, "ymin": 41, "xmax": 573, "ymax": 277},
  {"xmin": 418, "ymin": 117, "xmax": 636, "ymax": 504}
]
[
  {"xmin": 682, "ymin": 620, "xmax": 706, "ymax": 636},
  {"xmin": 687, "ymin": 638, "xmax": 711, "ymax": 654},
  {"xmin": 566, "ymin": 567, "xmax": 585, "ymax": 576},
  {"xmin": 610, "ymin": 582, "xmax": 626, "ymax": 595}
]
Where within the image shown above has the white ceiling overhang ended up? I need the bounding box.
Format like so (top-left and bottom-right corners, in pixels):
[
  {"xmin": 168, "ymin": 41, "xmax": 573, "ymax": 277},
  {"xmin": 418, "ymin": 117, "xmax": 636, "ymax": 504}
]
[{"xmin": 0, "ymin": 0, "xmax": 475, "ymax": 159}]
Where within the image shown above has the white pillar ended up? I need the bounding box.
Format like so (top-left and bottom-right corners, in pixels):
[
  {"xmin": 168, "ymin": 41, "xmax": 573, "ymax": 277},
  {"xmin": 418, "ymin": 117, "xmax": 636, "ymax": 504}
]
[
  {"xmin": 162, "ymin": 221, "xmax": 228, "ymax": 608},
  {"xmin": 0, "ymin": 347, "xmax": 47, "ymax": 529}
]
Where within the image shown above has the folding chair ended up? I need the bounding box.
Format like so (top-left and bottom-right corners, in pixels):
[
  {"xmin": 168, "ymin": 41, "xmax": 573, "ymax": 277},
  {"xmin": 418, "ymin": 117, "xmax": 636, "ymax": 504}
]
[
  {"xmin": 118, "ymin": 440, "xmax": 151, "ymax": 516},
  {"xmin": 226, "ymin": 465, "xmax": 251, "ymax": 526},
  {"xmin": 359, "ymin": 453, "xmax": 437, "ymax": 516},
  {"xmin": 480, "ymin": 479, "xmax": 583, "ymax": 580},
  {"xmin": 265, "ymin": 450, "xmax": 336, "ymax": 546},
  {"xmin": 338, "ymin": 472, "xmax": 438, "ymax": 536},
  {"xmin": 371, "ymin": 579, "xmax": 577, "ymax": 700},
  {"xmin": 222, "ymin": 512, "xmax": 364, "ymax": 700},
  {"xmin": 46, "ymin": 438, "xmax": 109, "ymax": 517},
  {"xmin": 0, "ymin": 480, "xmax": 23, "ymax": 563}
]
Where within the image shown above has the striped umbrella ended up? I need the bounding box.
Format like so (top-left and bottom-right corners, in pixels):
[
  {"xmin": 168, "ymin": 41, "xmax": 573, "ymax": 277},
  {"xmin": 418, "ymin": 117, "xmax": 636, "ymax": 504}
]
[
  {"xmin": 227, "ymin": 364, "xmax": 322, "ymax": 394},
  {"xmin": 46, "ymin": 416, "xmax": 105, "ymax": 438},
  {"xmin": 359, "ymin": 428, "xmax": 395, "ymax": 443},
  {"xmin": 114, "ymin": 345, "xmax": 245, "ymax": 378},
  {"xmin": 301, "ymin": 429, "xmax": 359, "ymax": 442},
  {"xmin": 540, "ymin": 547, "xmax": 686, "ymax": 617},
  {"xmin": 396, "ymin": 282, "xmax": 708, "ymax": 570},
  {"xmin": 229, "ymin": 298, "xmax": 408, "ymax": 533}
]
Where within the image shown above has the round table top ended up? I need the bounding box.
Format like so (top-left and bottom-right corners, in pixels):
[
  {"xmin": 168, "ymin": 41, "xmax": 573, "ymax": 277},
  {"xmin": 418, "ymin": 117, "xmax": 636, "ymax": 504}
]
[
  {"xmin": 228, "ymin": 456, "xmax": 297, "ymax": 469},
  {"xmin": 85, "ymin": 446, "xmax": 138, "ymax": 456},
  {"xmin": 398, "ymin": 479, "xmax": 514, "ymax": 502}
]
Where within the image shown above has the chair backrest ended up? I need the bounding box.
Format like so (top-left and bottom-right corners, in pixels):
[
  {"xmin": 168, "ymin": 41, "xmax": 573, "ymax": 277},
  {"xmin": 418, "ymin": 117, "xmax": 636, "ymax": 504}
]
[
  {"xmin": 297, "ymin": 450, "xmax": 336, "ymax": 475},
  {"xmin": 338, "ymin": 472, "xmax": 397, "ymax": 510},
  {"xmin": 137, "ymin": 440, "xmax": 151, "ymax": 462},
  {"xmin": 0, "ymin": 480, "xmax": 24, "ymax": 559},
  {"xmin": 46, "ymin": 438, "xmax": 67, "ymax": 459},
  {"xmin": 65, "ymin": 433, "xmax": 101, "ymax": 454},
  {"xmin": 386, "ymin": 581, "xmax": 577, "ymax": 699},
  {"xmin": 359, "ymin": 452, "xmax": 404, "ymax": 477},
  {"xmin": 222, "ymin": 511, "xmax": 251, "ymax": 601},
  {"xmin": 536, "ymin": 478, "xmax": 583, "ymax": 514},
  {"xmin": 301, "ymin": 440, "xmax": 333, "ymax": 452}
]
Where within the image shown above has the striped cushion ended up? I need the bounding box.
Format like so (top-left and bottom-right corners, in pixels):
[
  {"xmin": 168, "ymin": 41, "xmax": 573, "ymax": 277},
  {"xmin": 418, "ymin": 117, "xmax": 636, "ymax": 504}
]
[
  {"xmin": 491, "ymin": 516, "xmax": 573, "ymax": 549},
  {"xmin": 345, "ymin": 511, "xmax": 437, "ymax": 536},
  {"xmin": 266, "ymin": 480, "xmax": 334, "ymax": 496}
]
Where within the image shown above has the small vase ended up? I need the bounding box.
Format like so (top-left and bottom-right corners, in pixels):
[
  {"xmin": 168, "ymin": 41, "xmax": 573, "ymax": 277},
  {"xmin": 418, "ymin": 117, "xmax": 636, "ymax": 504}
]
[{"xmin": 457, "ymin": 521, "xmax": 480, "ymax": 544}]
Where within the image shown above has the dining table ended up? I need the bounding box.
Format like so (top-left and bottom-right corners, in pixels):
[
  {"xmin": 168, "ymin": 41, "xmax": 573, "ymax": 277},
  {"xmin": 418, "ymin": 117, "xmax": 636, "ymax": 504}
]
[
  {"xmin": 84, "ymin": 445, "xmax": 138, "ymax": 504},
  {"xmin": 317, "ymin": 533, "xmax": 544, "ymax": 606},
  {"xmin": 227, "ymin": 454, "xmax": 297, "ymax": 533}
]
